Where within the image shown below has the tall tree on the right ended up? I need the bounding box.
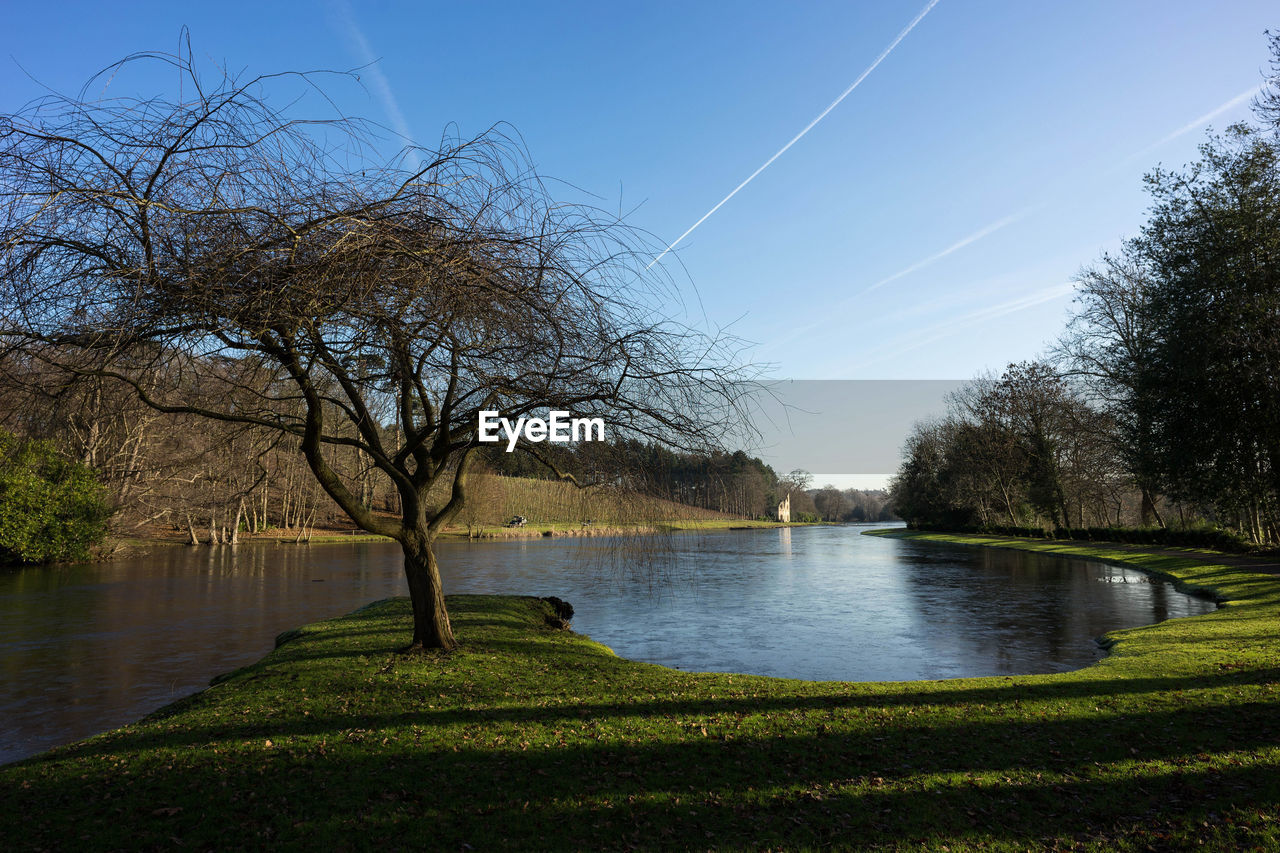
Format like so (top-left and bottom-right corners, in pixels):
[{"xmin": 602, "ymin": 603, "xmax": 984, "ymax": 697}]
[{"xmin": 1133, "ymin": 124, "xmax": 1280, "ymax": 543}]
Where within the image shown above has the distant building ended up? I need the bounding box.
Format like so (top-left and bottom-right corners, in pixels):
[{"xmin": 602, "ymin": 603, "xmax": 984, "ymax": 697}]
[{"xmin": 776, "ymin": 493, "xmax": 791, "ymax": 523}]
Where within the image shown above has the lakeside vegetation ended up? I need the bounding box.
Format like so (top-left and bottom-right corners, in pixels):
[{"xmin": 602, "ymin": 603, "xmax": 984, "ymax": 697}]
[
  {"xmin": 0, "ymin": 428, "xmax": 109, "ymax": 564},
  {"xmin": 3, "ymin": 530, "xmax": 1278, "ymax": 850},
  {"xmin": 86, "ymin": 474, "xmax": 810, "ymax": 556},
  {"xmin": 121, "ymin": 517, "xmax": 807, "ymax": 548},
  {"xmin": 0, "ymin": 458, "xmax": 855, "ymax": 565}
]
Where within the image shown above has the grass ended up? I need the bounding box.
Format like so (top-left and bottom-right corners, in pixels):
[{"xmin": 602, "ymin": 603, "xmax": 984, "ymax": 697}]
[
  {"xmin": 3, "ymin": 531, "xmax": 1280, "ymax": 849},
  {"xmin": 440, "ymin": 520, "xmax": 667, "ymax": 540},
  {"xmin": 285, "ymin": 518, "xmax": 805, "ymax": 540}
]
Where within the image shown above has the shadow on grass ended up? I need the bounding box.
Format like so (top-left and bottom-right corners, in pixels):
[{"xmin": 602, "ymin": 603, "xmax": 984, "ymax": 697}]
[
  {"xmin": 7, "ymin": 710, "xmax": 1280, "ymax": 850},
  {"xmin": 25, "ymin": 664, "xmax": 1280, "ymax": 768}
]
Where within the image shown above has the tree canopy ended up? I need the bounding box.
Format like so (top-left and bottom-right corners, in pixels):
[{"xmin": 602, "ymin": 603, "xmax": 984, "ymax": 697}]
[{"xmin": 1133, "ymin": 125, "xmax": 1280, "ymax": 537}]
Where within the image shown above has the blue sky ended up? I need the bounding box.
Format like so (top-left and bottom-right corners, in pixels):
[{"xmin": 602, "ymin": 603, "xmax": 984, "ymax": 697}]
[{"xmin": 2, "ymin": 2, "xmax": 1275, "ymax": 390}]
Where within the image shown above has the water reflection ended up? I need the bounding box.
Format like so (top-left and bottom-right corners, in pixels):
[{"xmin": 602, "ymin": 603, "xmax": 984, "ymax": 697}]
[
  {"xmin": 0, "ymin": 543, "xmax": 409, "ymax": 765},
  {"xmin": 0, "ymin": 526, "xmax": 1215, "ymax": 764}
]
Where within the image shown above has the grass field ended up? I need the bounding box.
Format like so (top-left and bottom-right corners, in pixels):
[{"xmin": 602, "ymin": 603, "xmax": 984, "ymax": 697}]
[{"xmin": 3, "ymin": 530, "xmax": 1279, "ymax": 849}]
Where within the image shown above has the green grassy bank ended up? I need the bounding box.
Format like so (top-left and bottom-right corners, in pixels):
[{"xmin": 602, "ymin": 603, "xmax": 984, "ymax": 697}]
[{"xmin": 3, "ymin": 532, "xmax": 1279, "ymax": 850}]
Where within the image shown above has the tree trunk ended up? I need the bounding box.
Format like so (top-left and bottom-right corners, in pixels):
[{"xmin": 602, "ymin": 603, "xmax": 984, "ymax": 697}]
[
  {"xmin": 282, "ymin": 473, "xmax": 292, "ymax": 528},
  {"xmin": 998, "ymin": 480, "xmax": 1018, "ymax": 524},
  {"xmin": 403, "ymin": 537, "xmax": 457, "ymax": 651},
  {"xmin": 1141, "ymin": 487, "xmax": 1166, "ymax": 529}
]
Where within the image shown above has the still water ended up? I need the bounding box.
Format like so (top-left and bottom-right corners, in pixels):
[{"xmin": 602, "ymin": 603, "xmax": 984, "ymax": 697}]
[{"xmin": 0, "ymin": 524, "xmax": 1215, "ymax": 764}]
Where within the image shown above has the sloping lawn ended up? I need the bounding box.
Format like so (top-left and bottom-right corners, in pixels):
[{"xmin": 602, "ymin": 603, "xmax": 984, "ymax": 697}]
[{"xmin": 3, "ymin": 531, "xmax": 1279, "ymax": 850}]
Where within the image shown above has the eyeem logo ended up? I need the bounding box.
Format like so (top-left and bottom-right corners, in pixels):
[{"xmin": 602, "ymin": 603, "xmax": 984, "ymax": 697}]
[{"xmin": 478, "ymin": 411, "xmax": 606, "ymax": 452}]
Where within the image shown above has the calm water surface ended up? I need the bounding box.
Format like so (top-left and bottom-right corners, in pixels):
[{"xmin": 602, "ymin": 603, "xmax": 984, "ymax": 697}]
[{"xmin": 0, "ymin": 524, "xmax": 1215, "ymax": 764}]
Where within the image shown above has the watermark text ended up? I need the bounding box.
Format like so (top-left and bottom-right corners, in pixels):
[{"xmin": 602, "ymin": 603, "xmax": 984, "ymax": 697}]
[{"xmin": 478, "ymin": 410, "xmax": 605, "ymax": 452}]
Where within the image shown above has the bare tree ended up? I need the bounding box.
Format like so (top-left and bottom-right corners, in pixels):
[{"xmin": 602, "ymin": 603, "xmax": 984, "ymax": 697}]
[
  {"xmin": 1054, "ymin": 250, "xmax": 1166, "ymax": 526},
  {"xmin": 1254, "ymin": 30, "xmax": 1280, "ymax": 131},
  {"xmin": 949, "ymin": 377, "xmax": 1026, "ymax": 524},
  {"xmin": 812, "ymin": 485, "xmax": 848, "ymax": 522},
  {"xmin": 0, "ymin": 49, "xmax": 752, "ymax": 650},
  {"xmin": 776, "ymin": 469, "xmax": 812, "ymax": 498}
]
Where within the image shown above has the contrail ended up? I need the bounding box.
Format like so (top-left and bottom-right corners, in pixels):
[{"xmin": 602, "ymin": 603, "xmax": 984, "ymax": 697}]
[
  {"xmin": 857, "ymin": 208, "xmax": 1037, "ymax": 297},
  {"xmin": 765, "ymin": 82, "xmax": 1261, "ymax": 354},
  {"xmin": 646, "ymin": 0, "xmax": 943, "ymax": 270},
  {"xmin": 331, "ymin": 0, "xmax": 421, "ymax": 171},
  {"xmin": 845, "ymin": 282, "xmax": 1075, "ymax": 372},
  {"xmin": 760, "ymin": 207, "xmax": 1035, "ymax": 352},
  {"xmin": 1137, "ymin": 84, "xmax": 1263, "ymax": 157}
]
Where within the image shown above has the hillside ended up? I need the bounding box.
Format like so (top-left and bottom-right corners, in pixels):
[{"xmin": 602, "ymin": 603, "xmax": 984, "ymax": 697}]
[{"xmin": 122, "ymin": 474, "xmax": 754, "ymax": 548}]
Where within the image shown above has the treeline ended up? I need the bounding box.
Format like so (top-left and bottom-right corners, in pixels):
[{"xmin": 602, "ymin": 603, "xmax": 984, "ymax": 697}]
[
  {"xmin": 891, "ymin": 37, "xmax": 1280, "ymax": 546},
  {"xmin": 480, "ymin": 440, "xmax": 896, "ymax": 524},
  {"xmin": 810, "ymin": 486, "xmax": 896, "ymax": 524},
  {"xmin": 0, "ymin": 358, "xmax": 817, "ymax": 548},
  {"xmin": 0, "ymin": 362, "xmax": 376, "ymax": 544},
  {"xmin": 483, "ymin": 439, "xmax": 791, "ymax": 520},
  {"xmin": 0, "ymin": 348, "xmax": 899, "ymax": 552}
]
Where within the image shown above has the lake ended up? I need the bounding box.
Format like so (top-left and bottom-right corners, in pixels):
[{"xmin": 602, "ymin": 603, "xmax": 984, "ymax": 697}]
[{"xmin": 0, "ymin": 524, "xmax": 1215, "ymax": 764}]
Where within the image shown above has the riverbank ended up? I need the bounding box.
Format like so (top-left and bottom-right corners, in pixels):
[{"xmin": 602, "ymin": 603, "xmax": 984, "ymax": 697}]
[
  {"xmin": 3, "ymin": 535, "xmax": 1278, "ymax": 849},
  {"xmin": 106, "ymin": 517, "xmax": 813, "ymax": 555},
  {"xmin": 448, "ymin": 517, "xmax": 814, "ymax": 540}
]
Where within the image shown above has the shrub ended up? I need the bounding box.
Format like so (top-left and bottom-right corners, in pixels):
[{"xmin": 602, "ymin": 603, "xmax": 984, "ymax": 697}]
[{"xmin": 0, "ymin": 430, "xmax": 110, "ymax": 565}]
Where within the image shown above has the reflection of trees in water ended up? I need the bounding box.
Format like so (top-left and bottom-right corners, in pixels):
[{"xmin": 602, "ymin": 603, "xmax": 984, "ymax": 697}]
[
  {"xmin": 892, "ymin": 543, "xmax": 1204, "ymax": 675},
  {"xmin": 434, "ymin": 534, "xmax": 698, "ymax": 603},
  {"xmin": 0, "ymin": 543, "xmax": 410, "ymax": 764},
  {"xmin": 1094, "ymin": 563, "xmax": 1174, "ymax": 624}
]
